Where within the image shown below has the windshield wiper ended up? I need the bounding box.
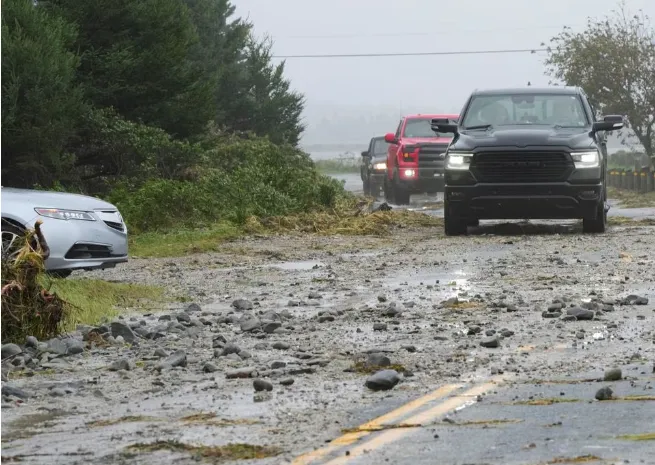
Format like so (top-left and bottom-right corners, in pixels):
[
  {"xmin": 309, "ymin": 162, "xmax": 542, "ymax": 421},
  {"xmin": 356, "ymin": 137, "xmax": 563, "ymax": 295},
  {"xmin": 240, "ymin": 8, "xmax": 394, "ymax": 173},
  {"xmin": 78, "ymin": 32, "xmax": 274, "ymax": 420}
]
[
  {"xmin": 464, "ymin": 124, "xmax": 493, "ymax": 131},
  {"xmin": 554, "ymin": 124, "xmax": 585, "ymax": 129}
]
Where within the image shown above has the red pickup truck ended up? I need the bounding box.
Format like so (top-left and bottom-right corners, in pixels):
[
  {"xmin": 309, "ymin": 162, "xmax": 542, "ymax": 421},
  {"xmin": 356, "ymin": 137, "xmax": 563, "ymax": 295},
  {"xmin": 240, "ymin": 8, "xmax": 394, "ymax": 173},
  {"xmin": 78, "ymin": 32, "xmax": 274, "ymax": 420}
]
[{"xmin": 383, "ymin": 113, "xmax": 458, "ymax": 205}]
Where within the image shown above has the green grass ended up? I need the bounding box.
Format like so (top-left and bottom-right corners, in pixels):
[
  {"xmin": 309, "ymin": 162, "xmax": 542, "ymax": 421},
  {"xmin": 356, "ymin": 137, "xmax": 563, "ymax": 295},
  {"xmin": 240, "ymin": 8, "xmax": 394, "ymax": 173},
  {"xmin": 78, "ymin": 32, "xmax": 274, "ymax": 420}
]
[
  {"xmin": 608, "ymin": 187, "xmax": 655, "ymax": 208},
  {"xmin": 48, "ymin": 278, "xmax": 166, "ymax": 330},
  {"xmin": 314, "ymin": 158, "xmax": 360, "ymax": 174},
  {"xmin": 129, "ymin": 221, "xmax": 242, "ymax": 258}
]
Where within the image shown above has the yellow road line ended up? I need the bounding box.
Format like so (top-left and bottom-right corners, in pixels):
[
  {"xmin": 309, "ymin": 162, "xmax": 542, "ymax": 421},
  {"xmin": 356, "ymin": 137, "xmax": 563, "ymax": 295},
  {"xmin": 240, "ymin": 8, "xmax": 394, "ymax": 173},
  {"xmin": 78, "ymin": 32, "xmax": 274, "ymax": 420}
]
[
  {"xmin": 322, "ymin": 377, "xmax": 504, "ymax": 465},
  {"xmin": 289, "ymin": 383, "xmax": 463, "ymax": 465}
]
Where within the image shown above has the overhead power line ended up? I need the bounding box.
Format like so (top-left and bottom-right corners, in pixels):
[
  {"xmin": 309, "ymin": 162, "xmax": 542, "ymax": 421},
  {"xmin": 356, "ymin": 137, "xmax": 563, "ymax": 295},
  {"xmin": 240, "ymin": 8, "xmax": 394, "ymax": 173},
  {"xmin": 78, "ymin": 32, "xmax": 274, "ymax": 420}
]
[
  {"xmin": 278, "ymin": 25, "xmax": 578, "ymax": 40},
  {"xmin": 273, "ymin": 48, "xmax": 549, "ymax": 59}
]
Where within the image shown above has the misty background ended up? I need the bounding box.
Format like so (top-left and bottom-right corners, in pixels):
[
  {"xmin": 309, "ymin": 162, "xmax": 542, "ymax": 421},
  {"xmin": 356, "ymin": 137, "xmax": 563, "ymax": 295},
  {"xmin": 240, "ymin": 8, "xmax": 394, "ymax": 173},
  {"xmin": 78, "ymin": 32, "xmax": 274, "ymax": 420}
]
[{"xmin": 235, "ymin": 0, "xmax": 653, "ymax": 155}]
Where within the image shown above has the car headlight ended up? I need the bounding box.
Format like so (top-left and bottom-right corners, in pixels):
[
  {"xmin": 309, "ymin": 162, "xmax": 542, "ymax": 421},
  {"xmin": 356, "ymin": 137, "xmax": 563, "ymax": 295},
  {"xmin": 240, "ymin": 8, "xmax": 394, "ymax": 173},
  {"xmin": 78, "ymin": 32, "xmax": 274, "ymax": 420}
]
[
  {"xmin": 35, "ymin": 208, "xmax": 96, "ymax": 221},
  {"xmin": 571, "ymin": 151, "xmax": 600, "ymax": 169},
  {"xmin": 446, "ymin": 153, "xmax": 473, "ymax": 170},
  {"xmin": 373, "ymin": 162, "xmax": 386, "ymax": 170}
]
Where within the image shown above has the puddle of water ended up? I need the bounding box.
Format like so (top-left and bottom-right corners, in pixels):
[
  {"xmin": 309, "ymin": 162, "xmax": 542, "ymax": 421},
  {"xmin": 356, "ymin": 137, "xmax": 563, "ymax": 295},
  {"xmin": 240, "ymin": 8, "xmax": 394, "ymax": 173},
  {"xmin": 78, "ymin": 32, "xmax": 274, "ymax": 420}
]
[{"xmin": 267, "ymin": 260, "xmax": 324, "ymax": 271}]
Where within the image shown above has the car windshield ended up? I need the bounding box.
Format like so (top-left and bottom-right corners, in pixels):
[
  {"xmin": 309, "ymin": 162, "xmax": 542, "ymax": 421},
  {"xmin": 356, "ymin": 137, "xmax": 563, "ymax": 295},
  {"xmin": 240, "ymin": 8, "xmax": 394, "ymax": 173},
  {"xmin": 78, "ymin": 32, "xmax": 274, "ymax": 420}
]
[
  {"xmin": 403, "ymin": 118, "xmax": 454, "ymax": 138},
  {"xmin": 461, "ymin": 93, "xmax": 588, "ymax": 128},
  {"xmin": 372, "ymin": 138, "xmax": 388, "ymax": 155}
]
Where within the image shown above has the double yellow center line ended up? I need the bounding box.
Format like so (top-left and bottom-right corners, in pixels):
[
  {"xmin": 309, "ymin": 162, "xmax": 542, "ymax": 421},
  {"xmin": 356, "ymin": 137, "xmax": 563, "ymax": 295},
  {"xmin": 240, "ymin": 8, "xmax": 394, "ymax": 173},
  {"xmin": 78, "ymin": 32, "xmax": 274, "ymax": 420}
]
[{"xmin": 291, "ymin": 376, "xmax": 505, "ymax": 464}]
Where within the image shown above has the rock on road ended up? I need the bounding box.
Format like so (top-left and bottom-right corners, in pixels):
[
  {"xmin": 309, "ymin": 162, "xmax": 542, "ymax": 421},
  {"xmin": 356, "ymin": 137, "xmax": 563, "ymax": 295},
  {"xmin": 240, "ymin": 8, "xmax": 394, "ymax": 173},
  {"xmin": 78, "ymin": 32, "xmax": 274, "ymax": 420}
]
[{"xmin": 1, "ymin": 205, "xmax": 654, "ymax": 464}]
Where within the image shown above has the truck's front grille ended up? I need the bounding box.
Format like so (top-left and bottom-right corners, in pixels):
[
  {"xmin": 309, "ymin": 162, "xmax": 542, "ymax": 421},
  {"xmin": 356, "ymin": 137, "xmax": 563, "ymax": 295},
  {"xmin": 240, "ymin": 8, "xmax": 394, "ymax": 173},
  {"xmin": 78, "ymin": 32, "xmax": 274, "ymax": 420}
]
[
  {"xmin": 471, "ymin": 152, "xmax": 573, "ymax": 183},
  {"xmin": 418, "ymin": 145, "xmax": 448, "ymax": 168}
]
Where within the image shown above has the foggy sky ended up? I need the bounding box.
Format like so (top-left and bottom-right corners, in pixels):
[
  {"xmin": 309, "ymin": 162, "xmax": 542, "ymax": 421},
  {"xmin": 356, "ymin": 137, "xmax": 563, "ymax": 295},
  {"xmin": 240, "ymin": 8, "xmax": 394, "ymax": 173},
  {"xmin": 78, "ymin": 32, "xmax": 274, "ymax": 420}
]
[{"xmin": 235, "ymin": 0, "xmax": 654, "ymax": 145}]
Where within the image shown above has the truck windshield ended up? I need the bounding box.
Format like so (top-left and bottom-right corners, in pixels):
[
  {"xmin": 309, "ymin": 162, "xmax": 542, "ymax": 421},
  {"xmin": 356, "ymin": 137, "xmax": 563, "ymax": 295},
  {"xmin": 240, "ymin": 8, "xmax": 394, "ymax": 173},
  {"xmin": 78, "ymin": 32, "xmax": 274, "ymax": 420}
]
[
  {"xmin": 462, "ymin": 93, "xmax": 588, "ymax": 128},
  {"xmin": 372, "ymin": 138, "xmax": 388, "ymax": 155},
  {"xmin": 403, "ymin": 118, "xmax": 454, "ymax": 138}
]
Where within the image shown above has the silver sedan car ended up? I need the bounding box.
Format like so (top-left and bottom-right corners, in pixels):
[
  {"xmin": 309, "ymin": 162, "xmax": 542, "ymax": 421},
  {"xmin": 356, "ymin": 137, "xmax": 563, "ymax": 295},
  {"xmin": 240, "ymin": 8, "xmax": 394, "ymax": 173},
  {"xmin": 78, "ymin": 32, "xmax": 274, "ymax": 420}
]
[{"xmin": 1, "ymin": 187, "xmax": 128, "ymax": 277}]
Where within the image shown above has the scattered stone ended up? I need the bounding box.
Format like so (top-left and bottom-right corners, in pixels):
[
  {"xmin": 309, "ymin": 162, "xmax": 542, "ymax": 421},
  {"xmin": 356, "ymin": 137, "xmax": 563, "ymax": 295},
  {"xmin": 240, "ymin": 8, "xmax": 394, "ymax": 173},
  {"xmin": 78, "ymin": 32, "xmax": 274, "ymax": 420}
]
[
  {"xmin": 621, "ymin": 295, "xmax": 648, "ymax": 306},
  {"xmin": 377, "ymin": 295, "xmax": 387, "ymax": 303},
  {"xmin": 25, "ymin": 336, "xmax": 39, "ymax": 349},
  {"xmin": 65, "ymin": 339, "xmax": 85, "ymax": 355},
  {"xmin": 308, "ymin": 291, "xmax": 322, "ymax": 299},
  {"xmin": 155, "ymin": 350, "xmax": 187, "ymax": 371},
  {"xmin": 240, "ymin": 318, "xmax": 261, "ymax": 332},
  {"xmin": 272, "ymin": 342, "xmax": 290, "ymax": 350},
  {"xmin": 202, "ymin": 362, "xmax": 220, "ymax": 373},
  {"xmin": 366, "ymin": 353, "xmax": 391, "ymax": 368},
  {"xmin": 253, "ymin": 379, "xmax": 273, "ymax": 392},
  {"xmin": 1, "ymin": 385, "xmax": 30, "ymax": 399},
  {"xmin": 232, "ymin": 299, "xmax": 254, "ymax": 311},
  {"xmin": 547, "ymin": 303, "xmax": 563, "ymax": 312},
  {"xmin": 221, "ymin": 344, "xmax": 241, "ymax": 356},
  {"xmin": 595, "ymin": 386, "xmax": 613, "ymax": 401},
  {"xmin": 280, "ymin": 378, "xmax": 295, "ymax": 386},
  {"xmin": 402, "ymin": 345, "xmax": 417, "ymax": 353},
  {"xmin": 271, "ymin": 361, "xmax": 287, "ymax": 369},
  {"xmin": 154, "ymin": 348, "xmax": 169, "ymax": 358},
  {"xmin": 109, "ymin": 359, "xmax": 133, "ymax": 371},
  {"xmin": 566, "ymin": 307, "xmax": 595, "ymax": 321},
  {"xmin": 373, "ymin": 323, "xmax": 388, "ymax": 331},
  {"xmin": 49, "ymin": 388, "xmax": 68, "ymax": 397},
  {"xmin": 110, "ymin": 322, "xmax": 137, "ymax": 344},
  {"xmin": 604, "ymin": 368, "xmax": 622, "ymax": 381},
  {"xmin": 175, "ymin": 313, "xmax": 191, "ymax": 324},
  {"xmin": 467, "ymin": 325, "xmax": 482, "ymax": 335},
  {"xmin": 263, "ymin": 322, "xmax": 282, "ymax": 334},
  {"xmin": 480, "ymin": 336, "xmax": 500, "ymax": 348},
  {"xmin": 1, "ymin": 344, "xmax": 22, "ymax": 359},
  {"xmin": 542, "ymin": 311, "xmax": 562, "ymax": 319},
  {"xmin": 186, "ymin": 303, "xmax": 202, "ymax": 312},
  {"xmin": 226, "ymin": 367, "xmax": 256, "ymax": 379},
  {"xmin": 365, "ymin": 370, "xmax": 400, "ymax": 391}
]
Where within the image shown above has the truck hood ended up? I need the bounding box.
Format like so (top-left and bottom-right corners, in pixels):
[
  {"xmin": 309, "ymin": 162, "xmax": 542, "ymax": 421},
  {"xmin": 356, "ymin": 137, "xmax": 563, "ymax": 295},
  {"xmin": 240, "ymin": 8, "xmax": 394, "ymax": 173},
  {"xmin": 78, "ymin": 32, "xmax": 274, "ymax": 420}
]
[
  {"xmin": 401, "ymin": 137, "xmax": 453, "ymax": 146},
  {"xmin": 1, "ymin": 187, "xmax": 118, "ymax": 211},
  {"xmin": 451, "ymin": 126, "xmax": 595, "ymax": 151}
]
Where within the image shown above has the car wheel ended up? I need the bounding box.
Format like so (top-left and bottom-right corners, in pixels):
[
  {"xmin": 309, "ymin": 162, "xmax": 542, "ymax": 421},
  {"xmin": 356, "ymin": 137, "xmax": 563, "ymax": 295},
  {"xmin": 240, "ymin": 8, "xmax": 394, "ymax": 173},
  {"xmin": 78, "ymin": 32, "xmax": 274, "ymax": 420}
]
[
  {"xmin": 383, "ymin": 177, "xmax": 395, "ymax": 204},
  {"xmin": 582, "ymin": 199, "xmax": 607, "ymax": 233},
  {"xmin": 363, "ymin": 178, "xmax": 371, "ymax": 196},
  {"xmin": 392, "ymin": 173, "xmax": 411, "ymax": 205},
  {"xmin": 444, "ymin": 202, "xmax": 467, "ymax": 236},
  {"xmin": 467, "ymin": 219, "xmax": 480, "ymax": 227},
  {"xmin": 1, "ymin": 221, "xmax": 28, "ymax": 261}
]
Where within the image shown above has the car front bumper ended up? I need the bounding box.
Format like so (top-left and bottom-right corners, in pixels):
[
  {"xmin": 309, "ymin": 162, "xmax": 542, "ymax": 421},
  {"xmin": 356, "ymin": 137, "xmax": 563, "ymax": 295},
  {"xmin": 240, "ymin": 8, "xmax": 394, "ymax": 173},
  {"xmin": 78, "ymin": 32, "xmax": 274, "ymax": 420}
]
[
  {"xmin": 396, "ymin": 168, "xmax": 445, "ymax": 192},
  {"xmin": 445, "ymin": 182, "xmax": 603, "ymax": 220},
  {"xmin": 35, "ymin": 215, "xmax": 129, "ymax": 271}
]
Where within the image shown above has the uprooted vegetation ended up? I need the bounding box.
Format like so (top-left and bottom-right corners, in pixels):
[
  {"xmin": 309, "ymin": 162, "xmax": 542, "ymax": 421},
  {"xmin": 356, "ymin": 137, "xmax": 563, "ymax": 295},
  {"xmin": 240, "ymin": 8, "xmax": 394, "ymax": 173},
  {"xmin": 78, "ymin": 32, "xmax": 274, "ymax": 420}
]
[
  {"xmin": 1, "ymin": 222, "xmax": 166, "ymax": 343},
  {"xmin": 1, "ymin": 221, "xmax": 69, "ymax": 343},
  {"xmin": 125, "ymin": 441, "xmax": 281, "ymax": 462}
]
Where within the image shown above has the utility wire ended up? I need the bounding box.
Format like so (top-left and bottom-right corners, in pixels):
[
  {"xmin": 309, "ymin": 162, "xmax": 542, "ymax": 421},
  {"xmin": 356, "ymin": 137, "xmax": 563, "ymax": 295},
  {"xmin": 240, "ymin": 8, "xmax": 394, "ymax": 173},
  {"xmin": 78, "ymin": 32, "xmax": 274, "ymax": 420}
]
[
  {"xmin": 273, "ymin": 48, "xmax": 549, "ymax": 59},
  {"xmin": 278, "ymin": 25, "xmax": 577, "ymax": 40}
]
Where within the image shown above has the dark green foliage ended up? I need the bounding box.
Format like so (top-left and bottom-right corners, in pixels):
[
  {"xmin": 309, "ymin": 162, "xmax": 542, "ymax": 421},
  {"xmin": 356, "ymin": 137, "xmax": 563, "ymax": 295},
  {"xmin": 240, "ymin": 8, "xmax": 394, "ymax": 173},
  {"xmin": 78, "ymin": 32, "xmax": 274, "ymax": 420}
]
[
  {"xmin": 108, "ymin": 138, "xmax": 348, "ymax": 233},
  {"xmin": 1, "ymin": 0, "xmax": 85, "ymax": 188}
]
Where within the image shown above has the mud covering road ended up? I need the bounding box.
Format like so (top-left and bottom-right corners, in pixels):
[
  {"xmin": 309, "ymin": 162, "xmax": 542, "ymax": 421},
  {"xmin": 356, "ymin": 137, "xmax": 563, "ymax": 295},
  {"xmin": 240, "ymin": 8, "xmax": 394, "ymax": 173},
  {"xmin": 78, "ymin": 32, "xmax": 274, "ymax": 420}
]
[{"xmin": 2, "ymin": 189, "xmax": 655, "ymax": 464}]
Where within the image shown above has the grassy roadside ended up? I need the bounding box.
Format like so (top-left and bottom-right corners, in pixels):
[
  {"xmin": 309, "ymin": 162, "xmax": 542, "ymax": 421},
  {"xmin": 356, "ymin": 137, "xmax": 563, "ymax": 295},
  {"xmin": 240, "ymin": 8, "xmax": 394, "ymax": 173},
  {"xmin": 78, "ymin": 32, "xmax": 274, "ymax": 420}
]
[
  {"xmin": 46, "ymin": 277, "xmax": 167, "ymax": 332},
  {"xmin": 128, "ymin": 208, "xmax": 443, "ymax": 258},
  {"xmin": 608, "ymin": 187, "xmax": 655, "ymax": 208}
]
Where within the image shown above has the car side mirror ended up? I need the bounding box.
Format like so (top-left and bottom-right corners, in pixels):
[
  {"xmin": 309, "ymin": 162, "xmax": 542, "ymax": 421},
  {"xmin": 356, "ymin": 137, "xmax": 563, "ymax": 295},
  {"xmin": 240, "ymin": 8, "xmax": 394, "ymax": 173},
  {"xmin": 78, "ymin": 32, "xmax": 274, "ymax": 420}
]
[
  {"xmin": 384, "ymin": 133, "xmax": 397, "ymax": 144},
  {"xmin": 431, "ymin": 118, "xmax": 459, "ymax": 134},
  {"xmin": 592, "ymin": 115, "xmax": 624, "ymax": 133},
  {"xmin": 361, "ymin": 151, "xmax": 369, "ymax": 157}
]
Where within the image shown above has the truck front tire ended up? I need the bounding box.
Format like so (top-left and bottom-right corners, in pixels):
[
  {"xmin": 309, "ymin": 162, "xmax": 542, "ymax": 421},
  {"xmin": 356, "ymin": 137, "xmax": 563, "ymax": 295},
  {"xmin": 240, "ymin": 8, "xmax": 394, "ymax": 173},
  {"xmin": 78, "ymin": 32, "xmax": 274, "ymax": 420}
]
[{"xmin": 444, "ymin": 201, "xmax": 467, "ymax": 236}]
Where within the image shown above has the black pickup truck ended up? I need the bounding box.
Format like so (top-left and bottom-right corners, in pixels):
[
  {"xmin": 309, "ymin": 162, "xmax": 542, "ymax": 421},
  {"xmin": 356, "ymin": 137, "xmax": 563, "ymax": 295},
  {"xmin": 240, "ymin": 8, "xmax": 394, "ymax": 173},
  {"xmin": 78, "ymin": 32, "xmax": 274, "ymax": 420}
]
[
  {"xmin": 360, "ymin": 136, "xmax": 389, "ymax": 197},
  {"xmin": 431, "ymin": 86, "xmax": 624, "ymax": 236}
]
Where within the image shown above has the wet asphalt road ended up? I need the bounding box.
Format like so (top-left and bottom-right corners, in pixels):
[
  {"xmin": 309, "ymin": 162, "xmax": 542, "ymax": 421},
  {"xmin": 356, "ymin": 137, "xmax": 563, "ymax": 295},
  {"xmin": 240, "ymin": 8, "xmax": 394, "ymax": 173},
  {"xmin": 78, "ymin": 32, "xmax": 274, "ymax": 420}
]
[
  {"xmin": 2, "ymin": 175, "xmax": 655, "ymax": 465},
  {"xmin": 332, "ymin": 172, "xmax": 655, "ymax": 220}
]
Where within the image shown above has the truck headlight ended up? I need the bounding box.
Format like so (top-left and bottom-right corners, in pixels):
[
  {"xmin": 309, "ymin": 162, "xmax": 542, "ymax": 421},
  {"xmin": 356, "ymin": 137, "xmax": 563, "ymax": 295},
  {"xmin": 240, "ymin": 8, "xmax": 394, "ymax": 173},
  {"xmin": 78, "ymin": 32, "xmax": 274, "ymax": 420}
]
[
  {"xmin": 571, "ymin": 151, "xmax": 600, "ymax": 169},
  {"xmin": 373, "ymin": 162, "xmax": 386, "ymax": 170},
  {"xmin": 35, "ymin": 208, "xmax": 96, "ymax": 221},
  {"xmin": 446, "ymin": 153, "xmax": 473, "ymax": 170}
]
